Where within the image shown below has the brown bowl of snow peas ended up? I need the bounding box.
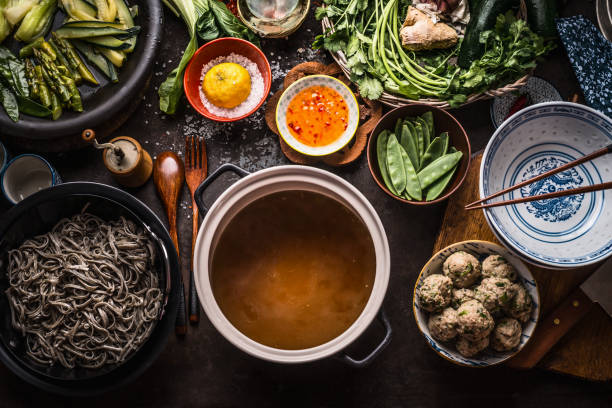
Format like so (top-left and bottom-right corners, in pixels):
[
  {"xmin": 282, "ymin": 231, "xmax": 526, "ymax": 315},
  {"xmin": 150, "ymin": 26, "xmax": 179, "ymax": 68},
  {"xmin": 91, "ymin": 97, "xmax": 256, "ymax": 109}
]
[{"xmin": 367, "ymin": 105, "xmax": 471, "ymax": 205}]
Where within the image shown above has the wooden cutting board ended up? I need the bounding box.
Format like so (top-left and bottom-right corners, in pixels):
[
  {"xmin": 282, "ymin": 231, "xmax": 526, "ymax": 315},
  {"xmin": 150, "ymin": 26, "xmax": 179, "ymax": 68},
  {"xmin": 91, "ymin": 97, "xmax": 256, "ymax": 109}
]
[{"xmin": 434, "ymin": 152, "xmax": 612, "ymax": 381}]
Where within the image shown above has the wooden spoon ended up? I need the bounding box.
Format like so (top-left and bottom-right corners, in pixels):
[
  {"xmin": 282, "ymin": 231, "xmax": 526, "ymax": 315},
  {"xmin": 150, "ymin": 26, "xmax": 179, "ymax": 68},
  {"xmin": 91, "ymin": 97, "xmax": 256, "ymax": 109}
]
[{"xmin": 153, "ymin": 151, "xmax": 187, "ymax": 336}]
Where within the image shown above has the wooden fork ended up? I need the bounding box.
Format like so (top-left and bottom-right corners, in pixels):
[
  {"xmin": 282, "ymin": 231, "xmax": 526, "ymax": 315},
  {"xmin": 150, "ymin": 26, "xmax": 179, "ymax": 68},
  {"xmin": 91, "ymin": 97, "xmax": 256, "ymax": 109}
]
[{"xmin": 185, "ymin": 136, "xmax": 208, "ymax": 324}]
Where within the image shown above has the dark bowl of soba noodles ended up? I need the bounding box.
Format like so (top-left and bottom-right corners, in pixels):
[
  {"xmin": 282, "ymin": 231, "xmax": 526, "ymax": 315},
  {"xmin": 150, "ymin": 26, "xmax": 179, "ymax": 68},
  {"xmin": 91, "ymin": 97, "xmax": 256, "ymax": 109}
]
[{"xmin": 0, "ymin": 182, "xmax": 180, "ymax": 395}]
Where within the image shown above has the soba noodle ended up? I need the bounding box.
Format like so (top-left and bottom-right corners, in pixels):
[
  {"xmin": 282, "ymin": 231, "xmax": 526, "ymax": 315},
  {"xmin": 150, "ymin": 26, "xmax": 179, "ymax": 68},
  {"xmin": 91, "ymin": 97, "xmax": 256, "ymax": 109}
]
[{"xmin": 5, "ymin": 211, "xmax": 163, "ymax": 369}]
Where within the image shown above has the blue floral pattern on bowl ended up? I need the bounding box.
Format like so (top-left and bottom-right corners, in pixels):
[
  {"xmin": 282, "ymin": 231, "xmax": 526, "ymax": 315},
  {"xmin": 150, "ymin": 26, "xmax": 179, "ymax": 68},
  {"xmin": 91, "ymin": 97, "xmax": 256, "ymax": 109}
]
[
  {"xmin": 480, "ymin": 102, "xmax": 612, "ymax": 268},
  {"xmin": 413, "ymin": 240, "xmax": 540, "ymax": 368},
  {"xmin": 520, "ymin": 157, "xmax": 584, "ymax": 222}
]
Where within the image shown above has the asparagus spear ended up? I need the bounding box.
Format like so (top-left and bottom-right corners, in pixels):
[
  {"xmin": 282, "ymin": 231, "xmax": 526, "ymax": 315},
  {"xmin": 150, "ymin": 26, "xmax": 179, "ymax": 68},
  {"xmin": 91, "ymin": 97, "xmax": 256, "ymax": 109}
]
[
  {"xmin": 25, "ymin": 58, "xmax": 38, "ymax": 100},
  {"xmin": 48, "ymin": 39, "xmax": 82, "ymax": 84},
  {"xmin": 52, "ymin": 33, "xmax": 97, "ymax": 85},
  {"xmin": 62, "ymin": 75, "xmax": 82, "ymax": 111},
  {"xmin": 49, "ymin": 92, "xmax": 62, "ymax": 120},
  {"xmin": 34, "ymin": 65, "xmax": 52, "ymax": 107},
  {"xmin": 35, "ymin": 51, "xmax": 71, "ymax": 104}
]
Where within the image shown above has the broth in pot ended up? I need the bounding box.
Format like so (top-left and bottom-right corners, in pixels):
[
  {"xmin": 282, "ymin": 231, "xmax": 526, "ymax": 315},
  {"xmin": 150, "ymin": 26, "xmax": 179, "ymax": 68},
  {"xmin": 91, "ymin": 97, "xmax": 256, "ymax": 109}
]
[{"xmin": 211, "ymin": 190, "xmax": 376, "ymax": 350}]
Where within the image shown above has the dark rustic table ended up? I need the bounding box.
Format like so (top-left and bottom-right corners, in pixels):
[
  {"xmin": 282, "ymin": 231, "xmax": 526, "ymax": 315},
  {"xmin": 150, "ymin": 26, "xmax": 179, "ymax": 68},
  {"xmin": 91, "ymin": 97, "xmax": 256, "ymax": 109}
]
[{"xmin": 1, "ymin": 0, "xmax": 612, "ymax": 406}]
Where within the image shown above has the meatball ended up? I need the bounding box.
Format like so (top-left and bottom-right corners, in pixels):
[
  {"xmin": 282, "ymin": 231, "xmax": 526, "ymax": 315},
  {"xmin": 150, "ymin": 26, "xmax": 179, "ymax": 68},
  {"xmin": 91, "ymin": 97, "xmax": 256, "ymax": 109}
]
[
  {"xmin": 442, "ymin": 251, "xmax": 481, "ymax": 288},
  {"xmin": 456, "ymin": 336, "xmax": 489, "ymax": 358},
  {"xmin": 451, "ymin": 288, "xmax": 475, "ymax": 309},
  {"xmin": 504, "ymin": 283, "xmax": 533, "ymax": 323},
  {"xmin": 482, "ymin": 255, "xmax": 517, "ymax": 281},
  {"xmin": 428, "ymin": 307, "xmax": 459, "ymax": 342},
  {"xmin": 490, "ymin": 317, "xmax": 522, "ymax": 352},
  {"xmin": 474, "ymin": 277, "xmax": 516, "ymax": 313},
  {"xmin": 456, "ymin": 299, "xmax": 494, "ymax": 341},
  {"xmin": 417, "ymin": 274, "xmax": 452, "ymax": 312}
]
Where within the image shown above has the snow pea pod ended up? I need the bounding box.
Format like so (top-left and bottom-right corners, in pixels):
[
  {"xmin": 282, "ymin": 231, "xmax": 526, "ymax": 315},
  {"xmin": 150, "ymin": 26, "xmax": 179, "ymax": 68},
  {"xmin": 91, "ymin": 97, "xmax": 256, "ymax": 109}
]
[
  {"xmin": 417, "ymin": 151, "xmax": 463, "ymax": 189},
  {"xmin": 376, "ymin": 130, "xmax": 398, "ymax": 195},
  {"xmin": 422, "ymin": 111, "xmax": 434, "ymax": 137},
  {"xmin": 413, "ymin": 121, "xmax": 425, "ymax": 158},
  {"xmin": 404, "ymin": 120, "xmax": 419, "ymax": 158},
  {"xmin": 400, "ymin": 124, "xmax": 419, "ymax": 170},
  {"xmin": 415, "ymin": 117, "xmax": 430, "ymax": 148},
  {"xmin": 425, "ymin": 163, "xmax": 459, "ymax": 201},
  {"xmin": 386, "ymin": 133, "xmax": 407, "ymax": 194},
  {"xmin": 439, "ymin": 132, "xmax": 449, "ymax": 155},
  {"xmin": 394, "ymin": 118, "xmax": 403, "ymax": 139},
  {"xmin": 399, "ymin": 145, "xmax": 422, "ymax": 200},
  {"xmin": 420, "ymin": 136, "xmax": 445, "ymax": 170}
]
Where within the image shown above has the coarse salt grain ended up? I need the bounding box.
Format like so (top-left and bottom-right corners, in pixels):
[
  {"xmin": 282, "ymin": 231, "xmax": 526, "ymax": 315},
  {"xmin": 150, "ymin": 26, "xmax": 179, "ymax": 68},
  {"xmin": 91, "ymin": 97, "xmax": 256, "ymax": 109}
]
[{"xmin": 199, "ymin": 53, "xmax": 264, "ymax": 119}]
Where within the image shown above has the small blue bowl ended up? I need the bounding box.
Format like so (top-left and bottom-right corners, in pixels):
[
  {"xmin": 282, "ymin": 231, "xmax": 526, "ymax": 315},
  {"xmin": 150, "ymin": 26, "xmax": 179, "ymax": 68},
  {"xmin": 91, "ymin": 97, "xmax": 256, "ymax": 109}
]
[{"xmin": 1, "ymin": 154, "xmax": 61, "ymax": 205}]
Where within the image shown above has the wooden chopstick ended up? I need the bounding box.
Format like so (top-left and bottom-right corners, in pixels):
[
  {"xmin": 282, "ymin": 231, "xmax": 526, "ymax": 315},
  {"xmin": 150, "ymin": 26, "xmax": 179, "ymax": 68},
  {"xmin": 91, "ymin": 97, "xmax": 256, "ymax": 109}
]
[
  {"xmin": 465, "ymin": 181, "xmax": 612, "ymax": 211},
  {"xmin": 465, "ymin": 144, "xmax": 612, "ymax": 209}
]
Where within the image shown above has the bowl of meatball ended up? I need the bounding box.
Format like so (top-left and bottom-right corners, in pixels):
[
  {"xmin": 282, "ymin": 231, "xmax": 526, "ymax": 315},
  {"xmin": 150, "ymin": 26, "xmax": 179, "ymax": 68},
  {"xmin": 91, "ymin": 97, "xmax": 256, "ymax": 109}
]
[{"xmin": 413, "ymin": 240, "xmax": 540, "ymax": 367}]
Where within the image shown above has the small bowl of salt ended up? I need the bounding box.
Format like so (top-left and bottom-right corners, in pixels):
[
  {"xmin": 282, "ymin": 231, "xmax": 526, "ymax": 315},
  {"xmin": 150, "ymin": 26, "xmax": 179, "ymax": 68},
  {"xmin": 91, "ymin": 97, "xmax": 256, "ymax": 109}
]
[{"xmin": 184, "ymin": 37, "xmax": 272, "ymax": 122}]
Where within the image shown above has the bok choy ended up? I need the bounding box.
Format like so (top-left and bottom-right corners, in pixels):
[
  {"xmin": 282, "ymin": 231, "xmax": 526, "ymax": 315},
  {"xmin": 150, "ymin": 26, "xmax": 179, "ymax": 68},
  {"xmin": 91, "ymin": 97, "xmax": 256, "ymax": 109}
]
[
  {"xmin": 14, "ymin": 0, "xmax": 56, "ymax": 42},
  {"xmin": 158, "ymin": 0, "xmax": 259, "ymax": 114},
  {"xmin": 0, "ymin": 0, "xmax": 10, "ymax": 43}
]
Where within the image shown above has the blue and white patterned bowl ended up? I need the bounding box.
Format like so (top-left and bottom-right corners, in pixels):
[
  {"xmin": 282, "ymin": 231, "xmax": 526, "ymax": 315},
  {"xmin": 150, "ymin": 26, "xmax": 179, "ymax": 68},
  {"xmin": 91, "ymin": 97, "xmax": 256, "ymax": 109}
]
[
  {"xmin": 275, "ymin": 75, "xmax": 359, "ymax": 157},
  {"xmin": 480, "ymin": 102, "xmax": 612, "ymax": 268},
  {"xmin": 413, "ymin": 240, "xmax": 540, "ymax": 367}
]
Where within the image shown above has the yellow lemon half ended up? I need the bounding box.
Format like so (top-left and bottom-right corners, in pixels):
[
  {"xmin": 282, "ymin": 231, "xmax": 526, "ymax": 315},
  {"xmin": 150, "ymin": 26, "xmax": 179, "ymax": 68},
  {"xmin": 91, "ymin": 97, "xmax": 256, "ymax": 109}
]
[{"xmin": 203, "ymin": 62, "xmax": 252, "ymax": 109}]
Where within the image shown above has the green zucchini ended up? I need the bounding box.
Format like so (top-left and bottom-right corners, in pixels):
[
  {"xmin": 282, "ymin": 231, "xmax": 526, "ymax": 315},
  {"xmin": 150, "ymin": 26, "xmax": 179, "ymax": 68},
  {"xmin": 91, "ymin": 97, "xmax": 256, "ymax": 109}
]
[
  {"xmin": 96, "ymin": 47, "xmax": 125, "ymax": 67},
  {"xmin": 72, "ymin": 39, "xmax": 118, "ymax": 82},
  {"xmin": 61, "ymin": 20, "xmax": 125, "ymax": 29},
  {"xmin": 83, "ymin": 36, "xmax": 130, "ymax": 50},
  {"xmin": 55, "ymin": 25, "xmax": 139, "ymax": 39},
  {"xmin": 458, "ymin": 0, "xmax": 519, "ymax": 68},
  {"xmin": 80, "ymin": 0, "xmax": 97, "ymax": 9},
  {"xmin": 61, "ymin": 0, "xmax": 97, "ymax": 20},
  {"xmin": 524, "ymin": 0, "xmax": 557, "ymax": 39},
  {"xmin": 113, "ymin": 0, "xmax": 136, "ymax": 53}
]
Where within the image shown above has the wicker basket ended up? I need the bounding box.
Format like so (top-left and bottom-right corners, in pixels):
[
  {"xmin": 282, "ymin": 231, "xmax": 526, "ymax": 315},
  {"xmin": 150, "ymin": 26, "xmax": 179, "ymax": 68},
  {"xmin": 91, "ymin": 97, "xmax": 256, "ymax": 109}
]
[{"xmin": 320, "ymin": 2, "xmax": 530, "ymax": 109}]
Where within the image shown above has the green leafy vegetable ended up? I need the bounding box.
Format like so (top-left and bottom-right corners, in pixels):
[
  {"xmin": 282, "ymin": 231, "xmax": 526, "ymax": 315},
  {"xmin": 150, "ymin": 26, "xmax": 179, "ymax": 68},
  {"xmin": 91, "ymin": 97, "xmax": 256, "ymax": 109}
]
[
  {"xmin": 158, "ymin": 0, "xmax": 259, "ymax": 114},
  {"xmin": 0, "ymin": 81, "xmax": 18, "ymax": 121},
  {"xmin": 314, "ymin": 0, "xmax": 554, "ymax": 104},
  {"xmin": 16, "ymin": 93, "xmax": 52, "ymax": 117}
]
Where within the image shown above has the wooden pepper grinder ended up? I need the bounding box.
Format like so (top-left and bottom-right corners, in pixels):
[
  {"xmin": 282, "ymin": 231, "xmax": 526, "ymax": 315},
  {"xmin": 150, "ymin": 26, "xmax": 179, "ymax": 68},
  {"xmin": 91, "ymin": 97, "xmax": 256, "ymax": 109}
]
[{"xmin": 82, "ymin": 129, "xmax": 153, "ymax": 188}]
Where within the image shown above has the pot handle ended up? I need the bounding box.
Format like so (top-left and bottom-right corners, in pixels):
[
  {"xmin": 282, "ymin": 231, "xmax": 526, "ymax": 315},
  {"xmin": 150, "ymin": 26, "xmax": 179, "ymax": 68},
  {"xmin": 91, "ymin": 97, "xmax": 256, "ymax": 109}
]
[
  {"xmin": 194, "ymin": 163, "xmax": 250, "ymax": 217},
  {"xmin": 339, "ymin": 310, "xmax": 392, "ymax": 368}
]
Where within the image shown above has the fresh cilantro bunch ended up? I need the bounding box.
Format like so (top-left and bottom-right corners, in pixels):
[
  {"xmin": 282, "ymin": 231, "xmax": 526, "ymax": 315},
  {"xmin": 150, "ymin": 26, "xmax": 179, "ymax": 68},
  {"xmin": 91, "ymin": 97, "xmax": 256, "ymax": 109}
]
[{"xmin": 446, "ymin": 12, "xmax": 555, "ymax": 106}]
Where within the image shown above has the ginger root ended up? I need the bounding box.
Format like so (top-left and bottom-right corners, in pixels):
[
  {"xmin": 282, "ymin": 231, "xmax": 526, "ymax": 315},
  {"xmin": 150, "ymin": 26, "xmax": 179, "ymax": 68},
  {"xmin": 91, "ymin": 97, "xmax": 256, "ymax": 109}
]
[{"xmin": 400, "ymin": 6, "xmax": 458, "ymax": 51}]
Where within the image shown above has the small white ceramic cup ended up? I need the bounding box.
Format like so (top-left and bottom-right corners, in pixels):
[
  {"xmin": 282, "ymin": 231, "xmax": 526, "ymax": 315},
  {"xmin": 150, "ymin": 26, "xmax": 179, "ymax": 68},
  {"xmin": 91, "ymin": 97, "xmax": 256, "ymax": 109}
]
[{"xmin": 1, "ymin": 154, "xmax": 61, "ymax": 205}]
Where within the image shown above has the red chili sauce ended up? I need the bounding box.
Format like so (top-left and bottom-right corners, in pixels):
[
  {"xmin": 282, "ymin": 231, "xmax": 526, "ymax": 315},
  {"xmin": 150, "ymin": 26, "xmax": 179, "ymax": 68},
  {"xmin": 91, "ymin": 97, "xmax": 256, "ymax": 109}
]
[{"xmin": 286, "ymin": 85, "xmax": 349, "ymax": 147}]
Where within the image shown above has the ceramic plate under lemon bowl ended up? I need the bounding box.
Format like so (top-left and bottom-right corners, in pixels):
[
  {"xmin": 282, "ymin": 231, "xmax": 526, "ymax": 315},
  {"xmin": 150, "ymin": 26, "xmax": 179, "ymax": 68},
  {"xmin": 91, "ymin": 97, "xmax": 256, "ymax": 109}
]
[
  {"xmin": 413, "ymin": 240, "xmax": 540, "ymax": 367},
  {"xmin": 480, "ymin": 102, "xmax": 612, "ymax": 268},
  {"xmin": 275, "ymin": 75, "xmax": 359, "ymax": 157}
]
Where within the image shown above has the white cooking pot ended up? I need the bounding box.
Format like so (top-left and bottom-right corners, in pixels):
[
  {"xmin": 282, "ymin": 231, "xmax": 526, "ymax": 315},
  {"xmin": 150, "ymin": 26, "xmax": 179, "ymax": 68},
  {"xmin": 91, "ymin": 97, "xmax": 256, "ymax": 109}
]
[{"xmin": 193, "ymin": 164, "xmax": 391, "ymax": 366}]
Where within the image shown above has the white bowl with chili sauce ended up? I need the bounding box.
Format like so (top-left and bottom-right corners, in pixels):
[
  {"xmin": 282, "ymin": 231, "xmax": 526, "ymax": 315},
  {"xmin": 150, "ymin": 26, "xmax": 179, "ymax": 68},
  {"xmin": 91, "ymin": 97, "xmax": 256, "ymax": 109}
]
[{"xmin": 276, "ymin": 75, "xmax": 359, "ymax": 156}]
